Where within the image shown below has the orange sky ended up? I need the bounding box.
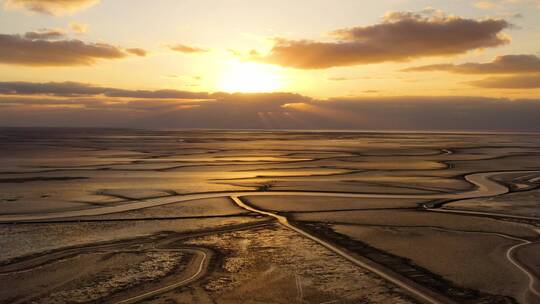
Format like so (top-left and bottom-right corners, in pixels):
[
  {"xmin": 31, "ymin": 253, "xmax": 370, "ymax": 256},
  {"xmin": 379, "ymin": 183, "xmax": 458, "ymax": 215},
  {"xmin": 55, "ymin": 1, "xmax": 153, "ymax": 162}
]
[{"xmin": 0, "ymin": 0, "xmax": 539, "ymax": 130}]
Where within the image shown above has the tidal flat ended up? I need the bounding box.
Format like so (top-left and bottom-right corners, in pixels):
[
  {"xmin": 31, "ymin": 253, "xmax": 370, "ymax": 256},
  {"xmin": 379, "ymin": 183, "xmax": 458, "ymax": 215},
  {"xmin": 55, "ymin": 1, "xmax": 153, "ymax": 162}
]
[{"xmin": 0, "ymin": 128, "xmax": 539, "ymax": 304}]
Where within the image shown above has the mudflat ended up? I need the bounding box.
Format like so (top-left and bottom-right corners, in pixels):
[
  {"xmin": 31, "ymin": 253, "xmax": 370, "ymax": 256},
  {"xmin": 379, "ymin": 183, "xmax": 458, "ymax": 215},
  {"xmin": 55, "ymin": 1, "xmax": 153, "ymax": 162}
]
[{"xmin": 1, "ymin": 128, "xmax": 539, "ymax": 304}]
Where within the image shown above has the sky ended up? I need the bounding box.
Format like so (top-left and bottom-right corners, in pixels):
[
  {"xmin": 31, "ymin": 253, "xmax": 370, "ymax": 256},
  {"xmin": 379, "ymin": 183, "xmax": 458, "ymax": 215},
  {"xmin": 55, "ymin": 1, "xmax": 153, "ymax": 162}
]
[{"xmin": 0, "ymin": 0, "xmax": 539, "ymax": 131}]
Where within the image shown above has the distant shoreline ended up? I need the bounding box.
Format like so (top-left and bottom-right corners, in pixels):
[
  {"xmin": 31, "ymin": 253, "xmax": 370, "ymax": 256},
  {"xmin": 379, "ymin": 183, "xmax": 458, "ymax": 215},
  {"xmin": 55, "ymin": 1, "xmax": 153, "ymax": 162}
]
[{"xmin": 1, "ymin": 126, "xmax": 539, "ymax": 135}]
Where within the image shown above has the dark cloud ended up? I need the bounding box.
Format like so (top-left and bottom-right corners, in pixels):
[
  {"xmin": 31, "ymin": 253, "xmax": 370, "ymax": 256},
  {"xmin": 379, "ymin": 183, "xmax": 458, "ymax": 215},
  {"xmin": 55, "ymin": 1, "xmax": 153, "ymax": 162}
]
[
  {"xmin": 0, "ymin": 81, "xmax": 107, "ymax": 96},
  {"xmin": 126, "ymin": 48, "xmax": 147, "ymax": 57},
  {"xmin": 404, "ymin": 55, "xmax": 540, "ymax": 74},
  {"xmin": 24, "ymin": 29, "xmax": 65, "ymax": 40},
  {"xmin": 0, "ymin": 34, "xmax": 142, "ymax": 66},
  {"xmin": 469, "ymin": 75, "xmax": 540, "ymax": 88},
  {"xmin": 0, "ymin": 81, "xmax": 212, "ymax": 99},
  {"xmin": 0, "ymin": 96, "xmax": 204, "ymax": 111},
  {"xmin": 404, "ymin": 54, "xmax": 540, "ymax": 89},
  {"xmin": 1, "ymin": 85, "xmax": 539, "ymax": 131},
  {"xmin": 169, "ymin": 44, "xmax": 209, "ymax": 54},
  {"xmin": 104, "ymin": 89, "xmax": 211, "ymax": 99},
  {"xmin": 4, "ymin": 0, "xmax": 100, "ymax": 15},
  {"xmin": 254, "ymin": 11, "xmax": 510, "ymax": 69},
  {"xmin": 0, "ymin": 81, "xmax": 313, "ymax": 102}
]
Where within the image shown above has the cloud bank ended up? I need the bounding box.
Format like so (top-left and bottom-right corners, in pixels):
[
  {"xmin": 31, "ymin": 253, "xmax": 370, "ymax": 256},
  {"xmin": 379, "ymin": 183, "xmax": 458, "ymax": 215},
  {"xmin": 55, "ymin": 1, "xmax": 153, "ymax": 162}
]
[
  {"xmin": 1, "ymin": 81, "xmax": 539, "ymax": 131},
  {"xmin": 0, "ymin": 82, "xmax": 211, "ymax": 99},
  {"xmin": 469, "ymin": 75, "xmax": 540, "ymax": 88},
  {"xmin": 0, "ymin": 34, "xmax": 144, "ymax": 66},
  {"xmin": 404, "ymin": 54, "xmax": 540, "ymax": 89},
  {"xmin": 404, "ymin": 55, "xmax": 540, "ymax": 74},
  {"xmin": 254, "ymin": 11, "xmax": 510, "ymax": 69}
]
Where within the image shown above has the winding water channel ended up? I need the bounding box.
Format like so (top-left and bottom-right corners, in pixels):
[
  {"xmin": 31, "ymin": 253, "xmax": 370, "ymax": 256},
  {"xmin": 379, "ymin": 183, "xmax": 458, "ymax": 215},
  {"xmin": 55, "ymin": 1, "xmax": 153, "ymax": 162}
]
[{"xmin": 1, "ymin": 170, "xmax": 539, "ymax": 304}]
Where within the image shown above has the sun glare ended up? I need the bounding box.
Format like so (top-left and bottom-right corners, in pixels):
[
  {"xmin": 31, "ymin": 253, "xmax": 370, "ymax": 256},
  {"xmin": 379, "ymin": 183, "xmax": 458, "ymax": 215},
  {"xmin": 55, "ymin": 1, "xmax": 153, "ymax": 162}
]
[{"xmin": 219, "ymin": 61, "xmax": 284, "ymax": 93}]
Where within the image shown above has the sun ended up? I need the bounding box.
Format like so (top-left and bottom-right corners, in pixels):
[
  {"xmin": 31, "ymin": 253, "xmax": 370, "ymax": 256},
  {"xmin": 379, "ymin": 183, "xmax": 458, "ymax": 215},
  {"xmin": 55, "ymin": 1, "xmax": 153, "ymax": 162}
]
[{"xmin": 218, "ymin": 61, "xmax": 284, "ymax": 93}]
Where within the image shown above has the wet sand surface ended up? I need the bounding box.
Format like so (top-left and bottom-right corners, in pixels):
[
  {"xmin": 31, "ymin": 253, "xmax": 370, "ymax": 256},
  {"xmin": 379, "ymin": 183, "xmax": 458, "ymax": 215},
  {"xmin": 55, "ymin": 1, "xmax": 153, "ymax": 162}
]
[{"xmin": 0, "ymin": 128, "xmax": 539, "ymax": 304}]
